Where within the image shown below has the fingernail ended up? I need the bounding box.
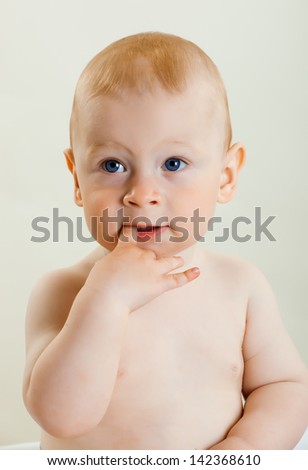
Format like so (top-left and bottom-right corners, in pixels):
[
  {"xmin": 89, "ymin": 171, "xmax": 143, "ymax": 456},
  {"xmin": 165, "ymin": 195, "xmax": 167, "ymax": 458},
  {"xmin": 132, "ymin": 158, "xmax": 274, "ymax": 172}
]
[{"xmin": 191, "ymin": 267, "xmax": 200, "ymax": 274}]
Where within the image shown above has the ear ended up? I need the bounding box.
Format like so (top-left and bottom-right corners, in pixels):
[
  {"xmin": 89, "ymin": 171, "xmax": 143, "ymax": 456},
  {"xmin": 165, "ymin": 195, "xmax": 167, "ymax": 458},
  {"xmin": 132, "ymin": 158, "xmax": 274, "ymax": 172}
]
[
  {"xmin": 217, "ymin": 142, "xmax": 246, "ymax": 204},
  {"xmin": 63, "ymin": 148, "xmax": 83, "ymax": 207}
]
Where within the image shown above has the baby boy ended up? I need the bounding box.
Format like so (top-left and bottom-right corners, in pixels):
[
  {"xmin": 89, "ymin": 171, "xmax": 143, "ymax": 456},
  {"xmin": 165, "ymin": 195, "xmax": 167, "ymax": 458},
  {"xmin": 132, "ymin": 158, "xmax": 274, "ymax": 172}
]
[{"xmin": 23, "ymin": 32, "xmax": 308, "ymax": 450}]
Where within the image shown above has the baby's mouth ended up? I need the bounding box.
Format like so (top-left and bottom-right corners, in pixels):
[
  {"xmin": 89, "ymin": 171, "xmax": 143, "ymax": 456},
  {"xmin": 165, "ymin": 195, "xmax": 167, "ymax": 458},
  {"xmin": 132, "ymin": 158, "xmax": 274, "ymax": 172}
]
[{"xmin": 116, "ymin": 222, "xmax": 170, "ymax": 240}]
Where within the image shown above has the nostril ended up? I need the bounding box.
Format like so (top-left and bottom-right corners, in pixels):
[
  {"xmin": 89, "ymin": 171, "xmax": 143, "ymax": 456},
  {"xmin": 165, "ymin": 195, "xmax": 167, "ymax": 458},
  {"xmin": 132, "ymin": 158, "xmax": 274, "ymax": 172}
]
[{"xmin": 126, "ymin": 200, "xmax": 137, "ymax": 206}]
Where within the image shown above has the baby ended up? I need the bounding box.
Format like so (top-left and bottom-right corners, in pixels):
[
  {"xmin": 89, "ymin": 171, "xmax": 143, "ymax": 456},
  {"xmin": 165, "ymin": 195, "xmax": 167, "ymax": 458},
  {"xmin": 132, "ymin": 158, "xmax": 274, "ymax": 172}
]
[{"xmin": 23, "ymin": 32, "xmax": 308, "ymax": 450}]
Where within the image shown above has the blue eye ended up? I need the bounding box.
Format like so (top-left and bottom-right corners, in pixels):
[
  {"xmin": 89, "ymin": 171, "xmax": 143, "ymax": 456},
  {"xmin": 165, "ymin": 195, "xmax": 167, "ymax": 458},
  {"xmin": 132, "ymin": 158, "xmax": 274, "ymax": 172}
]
[
  {"xmin": 102, "ymin": 160, "xmax": 125, "ymax": 173},
  {"xmin": 163, "ymin": 157, "xmax": 186, "ymax": 172}
]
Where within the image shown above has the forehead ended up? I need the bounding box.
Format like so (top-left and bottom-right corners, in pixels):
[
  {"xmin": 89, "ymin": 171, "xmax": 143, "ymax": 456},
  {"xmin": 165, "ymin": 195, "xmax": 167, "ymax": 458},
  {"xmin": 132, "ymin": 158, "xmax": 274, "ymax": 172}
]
[{"xmin": 75, "ymin": 78, "xmax": 224, "ymax": 153}]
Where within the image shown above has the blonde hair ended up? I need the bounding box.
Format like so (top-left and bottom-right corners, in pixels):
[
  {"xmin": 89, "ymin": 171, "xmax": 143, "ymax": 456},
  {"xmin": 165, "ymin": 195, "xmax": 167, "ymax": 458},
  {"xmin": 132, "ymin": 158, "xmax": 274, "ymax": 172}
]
[{"xmin": 69, "ymin": 31, "xmax": 232, "ymax": 151}]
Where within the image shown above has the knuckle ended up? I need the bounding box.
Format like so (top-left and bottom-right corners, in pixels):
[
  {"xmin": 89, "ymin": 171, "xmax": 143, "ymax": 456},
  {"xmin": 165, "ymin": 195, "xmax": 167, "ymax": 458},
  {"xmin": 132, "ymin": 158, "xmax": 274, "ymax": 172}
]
[{"xmin": 170, "ymin": 273, "xmax": 185, "ymax": 288}]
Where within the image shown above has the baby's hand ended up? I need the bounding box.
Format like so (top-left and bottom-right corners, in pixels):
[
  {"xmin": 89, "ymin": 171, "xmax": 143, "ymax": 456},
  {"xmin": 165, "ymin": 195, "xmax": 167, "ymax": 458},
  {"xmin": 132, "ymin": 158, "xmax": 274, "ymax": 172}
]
[{"xmin": 84, "ymin": 224, "xmax": 200, "ymax": 312}]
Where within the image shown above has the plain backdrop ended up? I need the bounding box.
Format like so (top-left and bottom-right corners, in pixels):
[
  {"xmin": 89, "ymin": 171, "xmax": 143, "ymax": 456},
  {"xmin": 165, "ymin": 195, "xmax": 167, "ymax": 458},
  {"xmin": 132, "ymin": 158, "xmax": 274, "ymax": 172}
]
[{"xmin": 0, "ymin": 0, "xmax": 307, "ymax": 445}]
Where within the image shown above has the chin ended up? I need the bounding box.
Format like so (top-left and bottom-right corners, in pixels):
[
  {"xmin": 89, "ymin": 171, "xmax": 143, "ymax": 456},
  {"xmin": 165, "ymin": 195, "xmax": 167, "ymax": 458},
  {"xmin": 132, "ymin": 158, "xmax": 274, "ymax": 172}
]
[{"xmin": 138, "ymin": 238, "xmax": 197, "ymax": 258}]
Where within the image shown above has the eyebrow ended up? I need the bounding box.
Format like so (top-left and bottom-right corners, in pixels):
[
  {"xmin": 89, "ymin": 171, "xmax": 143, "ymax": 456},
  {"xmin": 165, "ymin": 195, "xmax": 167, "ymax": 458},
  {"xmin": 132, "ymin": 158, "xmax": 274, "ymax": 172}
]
[{"xmin": 87, "ymin": 141, "xmax": 132, "ymax": 156}]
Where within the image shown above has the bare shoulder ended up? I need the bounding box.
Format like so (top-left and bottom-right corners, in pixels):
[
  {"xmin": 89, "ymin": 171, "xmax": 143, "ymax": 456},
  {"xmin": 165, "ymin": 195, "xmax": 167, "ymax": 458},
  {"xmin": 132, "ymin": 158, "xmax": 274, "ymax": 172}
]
[
  {"xmin": 26, "ymin": 245, "xmax": 108, "ymax": 333},
  {"xmin": 203, "ymin": 248, "xmax": 266, "ymax": 293},
  {"xmin": 204, "ymin": 249, "xmax": 281, "ymax": 326}
]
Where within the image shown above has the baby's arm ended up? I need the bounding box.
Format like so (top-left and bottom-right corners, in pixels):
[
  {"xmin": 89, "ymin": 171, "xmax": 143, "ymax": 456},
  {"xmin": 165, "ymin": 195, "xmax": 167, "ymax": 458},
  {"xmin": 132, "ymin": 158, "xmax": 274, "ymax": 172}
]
[
  {"xmin": 210, "ymin": 265, "xmax": 308, "ymax": 450},
  {"xmin": 23, "ymin": 226, "xmax": 199, "ymax": 439},
  {"xmin": 23, "ymin": 270, "xmax": 130, "ymax": 439}
]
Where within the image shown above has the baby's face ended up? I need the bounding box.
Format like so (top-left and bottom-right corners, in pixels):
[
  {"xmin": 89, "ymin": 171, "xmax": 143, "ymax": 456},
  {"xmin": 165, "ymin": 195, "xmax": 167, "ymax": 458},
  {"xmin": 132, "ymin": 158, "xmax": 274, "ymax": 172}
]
[{"xmin": 69, "ymin": 78, "xmax": 233, "ymax": 257}]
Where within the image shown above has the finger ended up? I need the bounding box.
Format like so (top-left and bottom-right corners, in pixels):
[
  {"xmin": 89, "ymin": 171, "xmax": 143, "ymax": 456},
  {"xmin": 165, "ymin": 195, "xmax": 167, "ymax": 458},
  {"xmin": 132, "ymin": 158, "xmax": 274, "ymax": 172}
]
[
  {"xmin": 118, "ymin": 224, "xmax": 138, "ymax": 244},
  {"xmin": 158, "ymin": 255, "xmax": 185, "ymax": 273},
  {"xmin": 166, "ymin": 267, "xmax": 200, "ymax": 289}
]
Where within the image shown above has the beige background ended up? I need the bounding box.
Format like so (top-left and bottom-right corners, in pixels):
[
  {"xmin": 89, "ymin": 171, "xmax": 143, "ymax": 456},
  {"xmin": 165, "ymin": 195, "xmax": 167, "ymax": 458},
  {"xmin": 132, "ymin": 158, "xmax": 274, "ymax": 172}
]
[{"xmin": 0, "ymin": 0, "xmax": 307, "ymax": 445}]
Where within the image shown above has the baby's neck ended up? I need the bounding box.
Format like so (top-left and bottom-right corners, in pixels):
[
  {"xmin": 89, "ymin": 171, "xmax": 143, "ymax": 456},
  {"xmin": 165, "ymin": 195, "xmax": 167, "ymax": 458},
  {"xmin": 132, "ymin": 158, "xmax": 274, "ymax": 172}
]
[{"xmin": 171, "ymin": 242, "xmax": 203, "ymax": 273}]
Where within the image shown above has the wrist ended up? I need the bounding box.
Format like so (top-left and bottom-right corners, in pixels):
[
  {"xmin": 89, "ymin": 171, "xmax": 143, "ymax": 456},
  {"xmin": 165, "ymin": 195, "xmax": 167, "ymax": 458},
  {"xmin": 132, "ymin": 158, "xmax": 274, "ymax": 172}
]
[{"xmin": 80, "ymin": 284, "xmax": 130, "ymax": 317}]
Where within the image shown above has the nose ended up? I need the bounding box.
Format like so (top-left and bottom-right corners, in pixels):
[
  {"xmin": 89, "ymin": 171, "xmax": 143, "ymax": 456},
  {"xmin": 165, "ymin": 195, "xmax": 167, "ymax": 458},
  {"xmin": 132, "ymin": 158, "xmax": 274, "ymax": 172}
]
[{"xmin": 123, "ymin": 174, "xmax": 161, "ymax": 208}]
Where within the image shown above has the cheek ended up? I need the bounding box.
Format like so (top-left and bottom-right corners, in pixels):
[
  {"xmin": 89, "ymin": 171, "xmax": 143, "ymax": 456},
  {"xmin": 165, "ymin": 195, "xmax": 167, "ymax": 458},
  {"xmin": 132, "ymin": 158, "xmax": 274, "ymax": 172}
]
[
  {"xmin": 174, "ymin": 179, "xmax": 219, "ymax": 214},
  {"xmin": 173, "ymin": 179, "xmax": 219, "ymax": 236}
]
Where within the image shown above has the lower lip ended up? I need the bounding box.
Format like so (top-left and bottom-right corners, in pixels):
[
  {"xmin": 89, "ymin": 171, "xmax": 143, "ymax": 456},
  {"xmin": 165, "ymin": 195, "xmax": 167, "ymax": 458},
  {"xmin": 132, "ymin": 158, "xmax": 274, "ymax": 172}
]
[{"xmin": 137, "ymin": 226, "xmax": 169, "ymax": 239}]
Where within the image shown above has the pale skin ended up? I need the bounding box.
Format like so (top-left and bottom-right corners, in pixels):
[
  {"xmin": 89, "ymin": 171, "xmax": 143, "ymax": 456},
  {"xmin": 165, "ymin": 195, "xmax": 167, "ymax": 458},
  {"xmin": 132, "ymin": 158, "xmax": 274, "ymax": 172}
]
[{"xmin": 23, "ymin": 77, "xmax": 308, "ymax": 449}]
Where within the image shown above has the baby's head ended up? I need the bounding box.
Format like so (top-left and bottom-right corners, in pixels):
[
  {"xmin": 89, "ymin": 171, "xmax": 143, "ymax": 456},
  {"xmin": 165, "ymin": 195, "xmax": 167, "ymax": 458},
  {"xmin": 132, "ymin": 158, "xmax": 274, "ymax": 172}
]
[
  {"xmin": 65, "ymin": 32, "xmax": 245, "ymax": 256},
  {"xmin": 69, "ymin": 31, "xmax": 232, "ymax": 155}
]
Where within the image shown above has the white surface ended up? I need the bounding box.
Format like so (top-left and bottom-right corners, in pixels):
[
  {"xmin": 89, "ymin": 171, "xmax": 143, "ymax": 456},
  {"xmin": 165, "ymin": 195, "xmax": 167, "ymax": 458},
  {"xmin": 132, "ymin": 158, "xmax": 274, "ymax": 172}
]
[{"xmin": 0, "ymin": 442, "xmax": 39, "ymax": 450}]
